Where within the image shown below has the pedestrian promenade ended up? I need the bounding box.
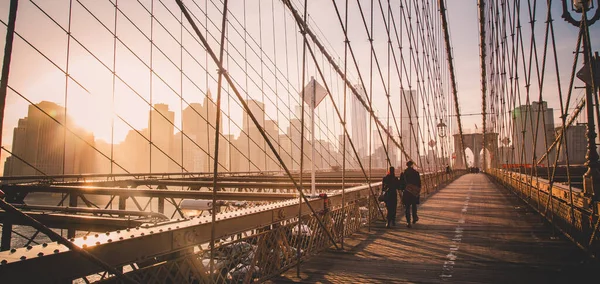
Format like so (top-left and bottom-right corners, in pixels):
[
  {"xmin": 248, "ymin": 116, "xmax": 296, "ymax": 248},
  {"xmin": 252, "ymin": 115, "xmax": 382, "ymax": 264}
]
[{"xmin": 271, "ymin": 174, "xmax": 599, "ymax": 283}]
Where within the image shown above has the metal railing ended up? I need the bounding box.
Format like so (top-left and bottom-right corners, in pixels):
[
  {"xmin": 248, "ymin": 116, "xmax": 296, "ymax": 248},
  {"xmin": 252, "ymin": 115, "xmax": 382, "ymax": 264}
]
[
  {"xmin": 487, "ymin": 169, "xmax": 600, "ymax": 257},
  {"xmin": 0, "ymin": 170, "xmax": 462, "ymax": 283}
]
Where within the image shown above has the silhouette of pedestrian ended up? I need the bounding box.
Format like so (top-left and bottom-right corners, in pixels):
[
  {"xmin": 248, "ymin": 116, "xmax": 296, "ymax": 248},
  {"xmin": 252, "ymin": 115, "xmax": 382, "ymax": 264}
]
[
  {"xmin": 382, "ymin": 166, "xmax": 399, "ymax": 228},
  {"xmin": 399, "ymin": 161, "xmax": 421, "ymax": 228}
]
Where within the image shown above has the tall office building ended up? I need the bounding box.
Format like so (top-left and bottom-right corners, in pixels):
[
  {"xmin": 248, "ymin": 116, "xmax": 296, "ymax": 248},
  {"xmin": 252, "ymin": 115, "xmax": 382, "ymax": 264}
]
[
  {"xmin": 286, "ymin": 116, "xmax": 310, "ymax": 171},
  {"xmin": 371, "ymin": 127, "xmax": 398, "ymax": 169},
  {"xmin": 3, "ymin": 101, "xmax": 95, "ymax": 176},
  {"xmin": 512, "ymin": 101, "xmax": 555, "ymax": 165},
  {"xmin": 338, "ymin": 134, "xmax": 345, "ymax": 161},
  {"xmin": 114, "ymin": 128, "xmax": 150, "ymax": 173},
  {"xmin": 180, "ymin": 103, "xmax": 205, "ymax": 172},
  {"xmin": 401, "ymin": 90, "xmax": 419, "ymax": 164},
  {"xmin": 180, "ymin": 92, "xmax": 227, "ymax": 173},
  {"xmin": 555, "ymin": 123, "xmax": 586, "ymax": 165},
  {"xmin": 235, "ymin": 99, "xmax": 267, "ymax": 172},
  {"xmin": 149, "ymin": 103, "xmax": 175, "ymax": 173},
  {"xmin": 264, "ymin": 119, "xmax": 280, "ymax": 171},
  {"xmin": 351, "ymin": 85, "xmax": 368, "ymax": 160}
]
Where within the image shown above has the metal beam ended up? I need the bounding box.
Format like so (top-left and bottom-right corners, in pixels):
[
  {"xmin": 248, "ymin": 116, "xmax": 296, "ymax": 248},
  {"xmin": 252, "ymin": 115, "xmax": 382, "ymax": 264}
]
[
  {"xmin": 0, "ymin": 211, "xmax": 146, "ymax": 231},
  {"xmin": 0, "ymin": 170, "xmax": 388, "ymax": 182},
  {"xmin": 0, "ymin": 182, "xmax": 379, "ymax": 282},
  {"xmin": 11, "ymin": 205, "xmax": 169, "ymax": 220},
  {"xmin": 46, "ymin": 176, "xmax": 369, "ymax": 188},
  {"xmin": 0, "ymin": 198, "xmax": 137, "ymax": 283},
  {"xmin": 1, "ymin": 185, "xmax": 298, "ymax": 201}
]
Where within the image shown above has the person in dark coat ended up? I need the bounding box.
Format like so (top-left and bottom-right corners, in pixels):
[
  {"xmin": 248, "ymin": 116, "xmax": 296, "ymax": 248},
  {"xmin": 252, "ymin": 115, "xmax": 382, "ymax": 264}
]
[
  {"xmin": 399, "ymin": 161, "xmax": 421, "ymax": 228},
  {"xmin": 382, "ymin": 166, "xmax": 399, "ymax": 228}
]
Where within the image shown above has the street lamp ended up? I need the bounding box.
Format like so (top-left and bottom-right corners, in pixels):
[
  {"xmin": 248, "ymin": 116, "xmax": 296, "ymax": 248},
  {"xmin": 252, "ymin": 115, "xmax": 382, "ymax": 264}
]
[
  {"xmin": 437, "ymin": 119, "xmax": 447, "ymax": 138},
  {"xmin": 561, "ymin": 0, "xmax": 600, "ymax": 200},
  {"xmin": 574, "ymin": 0, "xmax": 594, "ymax": 12},
  {"xmin": 436, "ymin": 119, "xmax": 448, "ymax": 170},
  {"xmin": 561, "ymin": 0, "xmax": 600, "ymax": 25},
  {"xmin": 428, "ymin": 139, "xmax": 436, "ymax": 172},
  {"xmin": 428, "ymin": 139, "xmax": 437, "ymax": 148},
  {"xmin": 501, "ymin": 137, "xmax": 511, "ymax": 168}
]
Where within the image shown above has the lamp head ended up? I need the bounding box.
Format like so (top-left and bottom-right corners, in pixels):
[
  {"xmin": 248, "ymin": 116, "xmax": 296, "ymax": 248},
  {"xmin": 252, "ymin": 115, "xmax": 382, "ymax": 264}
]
[
  {"xmin": 573, "ymin": 0, "xmax": 593, "ymax": 12},
  {"xmin": 437, "ymin": 119, "xmax": 447, "ymax": 138}
]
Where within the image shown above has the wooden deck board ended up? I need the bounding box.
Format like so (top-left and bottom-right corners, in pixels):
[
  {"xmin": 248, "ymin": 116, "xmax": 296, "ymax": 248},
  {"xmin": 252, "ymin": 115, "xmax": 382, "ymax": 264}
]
[{"xmin": 269, "ymin": 174, "xmax": 599, "ymax": 283}]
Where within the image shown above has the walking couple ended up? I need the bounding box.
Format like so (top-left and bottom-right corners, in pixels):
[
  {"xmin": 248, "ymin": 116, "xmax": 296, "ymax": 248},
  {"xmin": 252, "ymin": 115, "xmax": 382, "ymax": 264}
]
[{"xmin": 381, "ymin": 161, "xmax": 422, "ymax": 228}]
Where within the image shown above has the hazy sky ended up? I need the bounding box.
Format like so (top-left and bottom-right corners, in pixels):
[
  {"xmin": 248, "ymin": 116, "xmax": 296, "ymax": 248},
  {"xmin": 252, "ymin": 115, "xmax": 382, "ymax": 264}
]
[{"xmin": 0, "ymin": 0, "xmax": 598, "ymax": 151}]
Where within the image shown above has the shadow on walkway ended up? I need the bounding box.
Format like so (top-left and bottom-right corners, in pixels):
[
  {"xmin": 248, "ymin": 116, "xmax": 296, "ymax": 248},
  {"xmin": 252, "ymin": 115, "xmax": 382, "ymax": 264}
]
[{"xmin": 269, "ymin": 174, "xmax": 600, "ymax": 284}]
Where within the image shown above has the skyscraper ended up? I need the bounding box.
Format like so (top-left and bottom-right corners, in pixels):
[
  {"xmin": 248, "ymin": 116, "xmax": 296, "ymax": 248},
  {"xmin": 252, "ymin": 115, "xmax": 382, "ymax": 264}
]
[
  {"xmin": 243, "ymin": 99, "xmax": 267, "ymax": 171},
  {"xmin": 180, "ymin": 92, "xmax": 227, "ymax": 173},
  {"xmin": 555, "ymin": 123, "xmax": 586, "ymax": 165},
  {"xmin": 149, "ymin": 103, "xmax": 175, "ymax": 173},
  {"xmin": 287, "ymin": 116, "xmax": 309, "ymax": 171},
  {"xmin": 371, "ymin": 127, "xmax": 398, "ymax": 169},
  {"xmin": 351, "ymin": 85, "xmax": 368, "ymax": 160},
  {"xmin": 512, "ymin": 101, "xmax": 555, "ymax": 165},
  {"xmin": 3, "ymin": 101, "xmax": 95, "ymax": 176},
  {"xmin": 401, "ymin": 90, "xmax": 419, "ymax": 163},
  {"xmin": 181, "ymin": 103, "xmax": 205, "ymax": 172}
]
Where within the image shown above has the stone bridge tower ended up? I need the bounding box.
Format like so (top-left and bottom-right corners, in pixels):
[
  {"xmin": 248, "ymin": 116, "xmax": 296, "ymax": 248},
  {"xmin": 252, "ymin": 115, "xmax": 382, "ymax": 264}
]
[{"xmin": 453, "ymin": 133, "xmax": 499, "ymax": 169}]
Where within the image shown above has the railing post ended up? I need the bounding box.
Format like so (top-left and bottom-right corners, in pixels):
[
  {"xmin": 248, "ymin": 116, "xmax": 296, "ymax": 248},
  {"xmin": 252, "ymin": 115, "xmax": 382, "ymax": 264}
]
[
  {"xmin": 157, "ymin": 185, "xmax": 167, "ymax": 214},
  {"xmin": 581, "ymin": 20, "xmax": 600, "ymax": 201},
  {"xmin": 0, "ymin": 219, "xmax": 12, "ymax": 251},
  {"xmin": 67, "ymin": 193, "xmax": 78, "ymax": 238},
  {"xmin": 118, "ymin": 195, "xmax": 127, "ymax": 216}
]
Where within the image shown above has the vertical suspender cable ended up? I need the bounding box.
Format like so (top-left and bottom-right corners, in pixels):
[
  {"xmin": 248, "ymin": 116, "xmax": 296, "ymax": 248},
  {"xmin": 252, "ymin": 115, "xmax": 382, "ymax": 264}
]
[
  {"xmin": 209, "ymin": 0, "xmax": 229, "ymax": 277},
  {"xmin": 341, "ymin": 0, "xmax": 349, "ymax": 250},
  {"xmin": 0, "ymin": 0, "xmax": 19, "ymax": 253},
  {"xmin": 110, "ymin": 0, "xmax": 118, "ymax": 179},
  {"xmin": 64, "ymin": 0, "xmax": 75, "ymax": 238},
  {"xmin": 438, "ymin": 0, "xmax": 468, "ymax": 169},
  {"xmin": 178, "ymin": 0, "xmax": 340, "ymax": 251},
  {"xmin": 368, "ymin": 0, "xmax": 374, "ymax": 231},
  {"xmin": 479, "ymin": 0, "xmax": 487, "ymax": 171},
  {"xmin": 297, "ymin": 0, "xmax": 309, "ymax": 275}
]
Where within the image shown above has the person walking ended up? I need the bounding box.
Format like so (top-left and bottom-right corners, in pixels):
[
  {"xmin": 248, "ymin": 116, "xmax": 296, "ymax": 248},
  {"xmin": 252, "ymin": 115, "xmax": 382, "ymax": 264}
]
[
  {"xmin": 399, "ymin": 161, "xmax": 421, "ymax": 228},
  {"xmin": 382, "ymin": 166, "xmax": 399, "ymax": 228}
]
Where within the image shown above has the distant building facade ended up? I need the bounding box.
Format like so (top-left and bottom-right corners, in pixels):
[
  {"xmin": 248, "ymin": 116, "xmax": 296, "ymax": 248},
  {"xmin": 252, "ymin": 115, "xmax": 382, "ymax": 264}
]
[
  {"xmin": 150, "ymin": 103, "xmax": 175, "ymax": 173},
  {"xmin": 555, "ymin": 123, "xmax": 587, "ymax": 165},
  {"xmin": 370, "ymin": 128, "xmax": 398, "ymax": 169},
  {"xmin": 3, "ymin": 101, "xmax": 95, "ymax": 176},
  {"xmin": 511, "ymin": 101, "xmax": 556, "ymax": 165},
  {"xmin": 4, "ymin": 94, "xmax": 348, "ymax": 176},
  {"xmin": 401, "ymin": 90, "xmax": 419, "ymax": 164},
  {"xmin": 351, "ymin": 85, "xmax": 368, "ymax": 160}
]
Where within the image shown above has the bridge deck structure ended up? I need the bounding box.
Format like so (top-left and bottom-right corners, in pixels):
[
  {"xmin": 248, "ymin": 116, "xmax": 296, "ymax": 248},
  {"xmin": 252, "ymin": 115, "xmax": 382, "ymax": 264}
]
[{"xmin": 272, "ymin": 174, "xmax": 599, "ymax": 283}]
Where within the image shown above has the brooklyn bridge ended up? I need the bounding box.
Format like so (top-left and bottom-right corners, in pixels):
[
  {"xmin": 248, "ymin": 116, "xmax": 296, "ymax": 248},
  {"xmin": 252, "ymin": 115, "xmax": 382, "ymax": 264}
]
[{"xmin": 0, "ymin": 0, "xmax": 599, "ymax": 283}]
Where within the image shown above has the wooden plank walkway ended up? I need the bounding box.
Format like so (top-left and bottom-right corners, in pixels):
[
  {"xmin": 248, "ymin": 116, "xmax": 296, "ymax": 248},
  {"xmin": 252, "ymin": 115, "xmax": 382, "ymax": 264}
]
[{"xmin": 270, "ymin": 174, "xmax": 599, "ymax": 283}]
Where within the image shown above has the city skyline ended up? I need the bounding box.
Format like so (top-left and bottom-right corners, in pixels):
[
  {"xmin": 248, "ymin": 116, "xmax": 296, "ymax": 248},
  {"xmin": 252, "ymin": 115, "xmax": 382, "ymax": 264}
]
[
  {"xmin": 3, "ymin": 99, "xmax": 363, "ymax": 175},
  {"xmin": 5, "ymin": 96, "xmax": 589, "ymax": 176},
  {"xmin": 3, "ymin": 1, "xmax": 597, "ymax": 145},
  {"xmin": 0, "ymin": 1, "xmax": 597, "ymax": 175}
]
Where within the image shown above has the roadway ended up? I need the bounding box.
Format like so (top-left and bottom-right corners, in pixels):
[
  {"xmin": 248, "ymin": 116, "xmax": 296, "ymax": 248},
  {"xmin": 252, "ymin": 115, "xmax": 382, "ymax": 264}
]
[{"xmin": 271, "ymin": 173, "xmax": 599, "ymax": 283}]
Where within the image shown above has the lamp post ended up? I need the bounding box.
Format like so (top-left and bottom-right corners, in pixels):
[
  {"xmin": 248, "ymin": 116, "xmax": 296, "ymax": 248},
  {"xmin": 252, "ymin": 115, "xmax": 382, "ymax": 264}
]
[
  {"xmin": 501, "ymin": 137, "xmax": 510, "ymax": 168},
  {"xmin": 437, "ymin": 119, "xmax": 447, "ymax": 166},
  {"xmin": 437, "ymin": 119, "xmax": 448, "ymax": 181},
  {"xmin": 561, "ymin": 0, "xmax": 600, "ymax": 200},
  {"xmin": 429, "ymin": 139, "xmax": 437, "ymax": 172}
]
